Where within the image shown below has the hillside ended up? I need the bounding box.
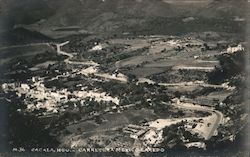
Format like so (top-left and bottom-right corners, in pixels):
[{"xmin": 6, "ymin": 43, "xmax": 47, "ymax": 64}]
[{"xmin": 0, "ymin": 0, "xmax": 249, "ymax": 38}]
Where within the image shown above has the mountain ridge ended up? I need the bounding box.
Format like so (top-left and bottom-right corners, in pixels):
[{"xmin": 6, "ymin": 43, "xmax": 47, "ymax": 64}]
[{"xmin": 0, "ymin": 0, "xmax": 248, "ymax": 37}]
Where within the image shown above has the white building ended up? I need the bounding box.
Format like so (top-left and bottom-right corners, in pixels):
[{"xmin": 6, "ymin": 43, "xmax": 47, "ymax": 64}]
[
  {"xmin": 21, "ymin": 84, "xmax": 30, "ymax": 91},
  {"xmin": 227, "ymin": 44, "xmax": 244, "ymax": 53}
]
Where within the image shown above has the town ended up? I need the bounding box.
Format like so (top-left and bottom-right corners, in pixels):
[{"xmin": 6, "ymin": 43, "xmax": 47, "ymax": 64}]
[
  {"xmin": 1, "ymin": 33, "xmax": 247, "ymax": 156},
  {"xmin": 0, "ymin": 0, "xmax": 248, "ymax": 156}
]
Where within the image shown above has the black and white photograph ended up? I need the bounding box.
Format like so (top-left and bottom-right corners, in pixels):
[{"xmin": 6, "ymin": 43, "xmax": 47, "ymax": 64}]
[{"xmin": 0, "ymin": 0, "xmax": 249, "ymax": 157}]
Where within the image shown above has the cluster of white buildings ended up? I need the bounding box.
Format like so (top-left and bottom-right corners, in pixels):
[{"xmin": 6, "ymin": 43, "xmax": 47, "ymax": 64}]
[{"xmin": 1, "ymin": 76, "xmax": 120, "ymax": 115}]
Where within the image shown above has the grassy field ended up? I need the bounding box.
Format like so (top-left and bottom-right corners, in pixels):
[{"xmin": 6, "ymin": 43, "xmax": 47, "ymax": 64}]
[{"xmin": 0, "ymin": 44, "xmax": 53, "ymax": 65}]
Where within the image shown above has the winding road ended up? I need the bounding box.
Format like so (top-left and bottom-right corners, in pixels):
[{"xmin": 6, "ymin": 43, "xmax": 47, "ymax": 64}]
[
  {"xmin": 138, "ymin": 78, "xmax": 235, "ymax": 91},
  {"xmin": 54, "ymin": 41, "xmax": 226, "ymax": 142},
  {"xmin": 55, "ymin": 41, "xmax": 99, "ymax": 66},
  {"xmin": 55, "ymin": 41, "xmax": 226, "ymax": 141},
  {"xmin": 172, "ymin": 98, "xmax": 224, "ymax": 140}
]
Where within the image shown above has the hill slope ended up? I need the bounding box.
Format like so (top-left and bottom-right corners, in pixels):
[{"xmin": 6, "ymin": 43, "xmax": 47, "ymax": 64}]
[{"xmin": 0, "ymin": 0, "xmax": 248, "ymax": 36}]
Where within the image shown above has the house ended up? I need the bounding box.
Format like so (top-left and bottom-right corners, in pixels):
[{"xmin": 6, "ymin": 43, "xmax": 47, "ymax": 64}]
[{"xmin": 227, "ymin": 44, "xmax": 244, "ymax": 53}]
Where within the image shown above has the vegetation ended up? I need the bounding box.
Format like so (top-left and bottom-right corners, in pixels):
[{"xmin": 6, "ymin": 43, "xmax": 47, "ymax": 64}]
[{"xmin": 208, "ymin": 51, "xmax": 245, "ymax": 84}]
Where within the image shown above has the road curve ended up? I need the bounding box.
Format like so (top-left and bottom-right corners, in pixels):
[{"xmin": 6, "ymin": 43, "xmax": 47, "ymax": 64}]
[
  {"xmin": 55, "ymin": 41, "xmax": 99, "ymax": 66},
  {"xmin": 172, "ymin": 98, "xmax": 224, "ymax": 140},
  {"xmin": 54, "ymin": 41, "xmax": 224, "ymax": 141}
]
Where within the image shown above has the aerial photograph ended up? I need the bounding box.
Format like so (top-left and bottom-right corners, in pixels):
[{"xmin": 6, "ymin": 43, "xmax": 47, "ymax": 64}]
[{"xmin": 0, "ymin": 0, "xmax": 249, "ymax": 157}]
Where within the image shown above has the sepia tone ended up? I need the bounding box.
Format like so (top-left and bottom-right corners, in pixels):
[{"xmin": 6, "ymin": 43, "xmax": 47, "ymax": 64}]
[{"xmin": 0, "ymin": 0, "xmax": 249, "ymax": 157}]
